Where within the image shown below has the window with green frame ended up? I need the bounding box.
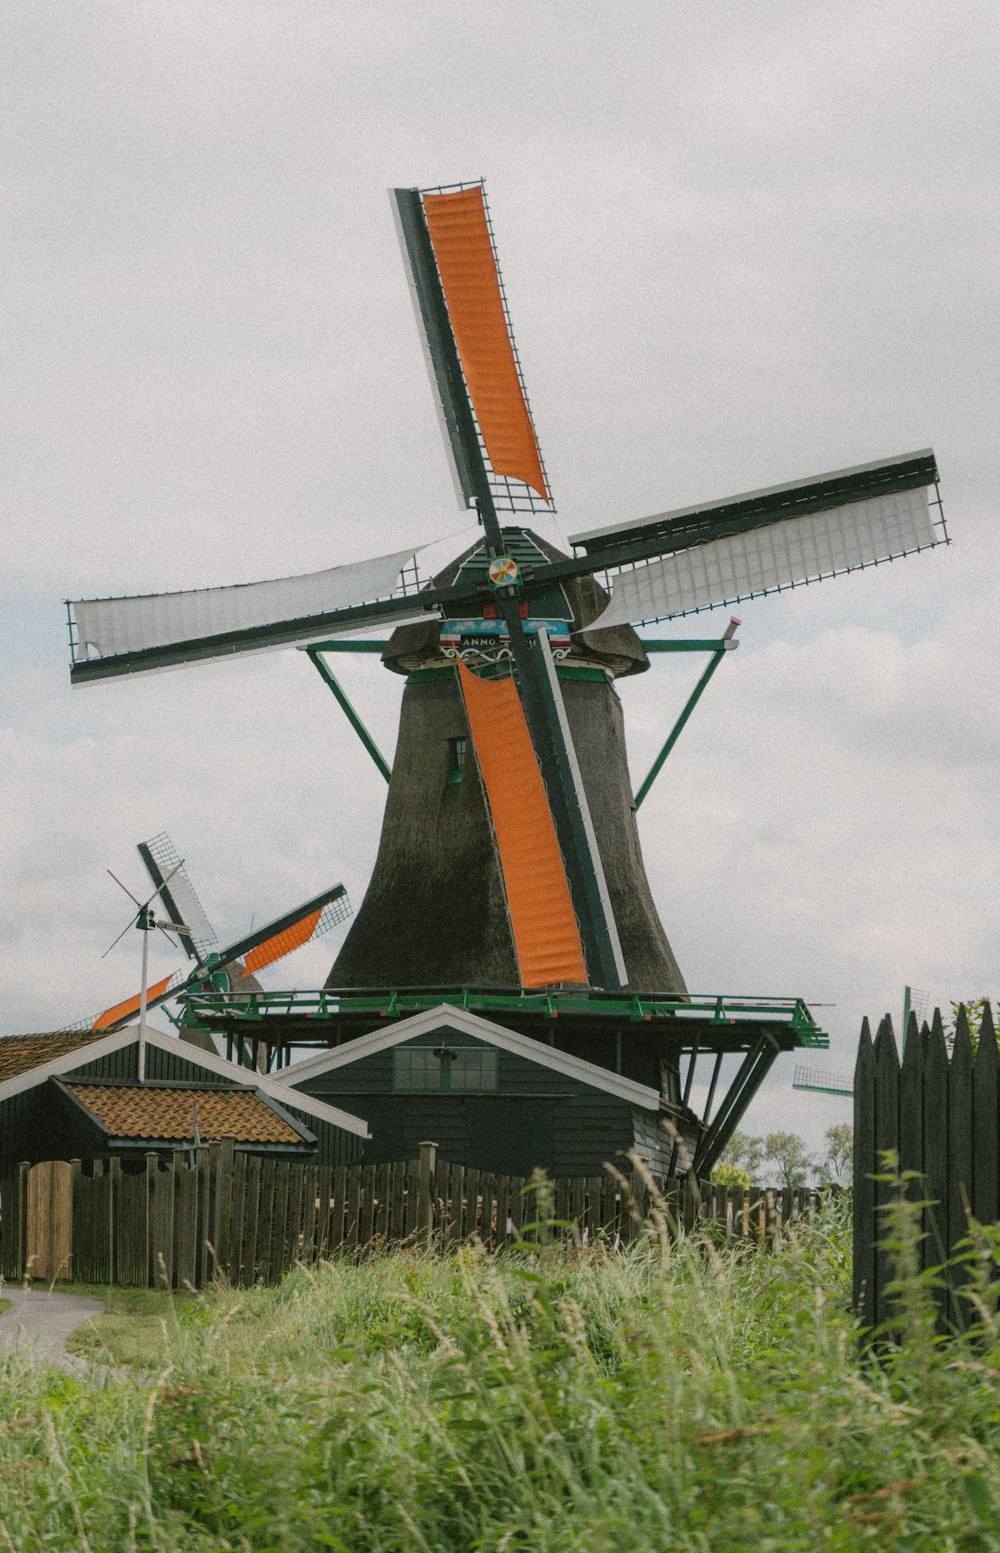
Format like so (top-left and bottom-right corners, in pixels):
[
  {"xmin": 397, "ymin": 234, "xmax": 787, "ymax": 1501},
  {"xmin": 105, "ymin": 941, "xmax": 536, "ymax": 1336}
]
[
  {"xmin": 447, "ymin": 736, "xmax": 467, "ymax": 784},
  {"xmin": 392, "ymin": 1045, "xmax": 499, "ymax": 1093}
]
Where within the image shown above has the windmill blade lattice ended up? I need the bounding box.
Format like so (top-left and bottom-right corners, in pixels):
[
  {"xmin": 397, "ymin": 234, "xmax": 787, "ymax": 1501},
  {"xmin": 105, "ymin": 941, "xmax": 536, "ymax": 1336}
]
[
  {"xmin": 137, "ymin": 833, "xmax": 218, "ymax": 963},
  {"xmin": 393, "ymin": 180, "xmax": 552, "ymax": 517},
  {"xmin": 572, "ymin": 450, "xmax": 945, "ymax": 629},
  {"xmin": 69, "ymin": 548, "xmax": 426, "ymax": 679}
]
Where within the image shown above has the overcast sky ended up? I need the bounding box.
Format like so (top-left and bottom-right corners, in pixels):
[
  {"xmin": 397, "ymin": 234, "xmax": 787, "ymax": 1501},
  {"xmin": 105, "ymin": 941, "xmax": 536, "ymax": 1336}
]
[{"xmin": 2, "ymin": 1, "xmax": 997, "ymax": 1152}]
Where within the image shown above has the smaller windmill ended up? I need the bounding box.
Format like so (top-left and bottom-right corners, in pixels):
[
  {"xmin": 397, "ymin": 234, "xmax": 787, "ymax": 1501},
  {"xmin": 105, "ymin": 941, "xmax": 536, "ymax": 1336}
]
[{"xmin": 89, "ymin": 834, "xmax": 352, "ymax": 1055}]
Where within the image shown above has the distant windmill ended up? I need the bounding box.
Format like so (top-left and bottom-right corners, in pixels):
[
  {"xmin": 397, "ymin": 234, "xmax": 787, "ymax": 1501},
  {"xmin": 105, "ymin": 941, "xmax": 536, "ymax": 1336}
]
[{"xmin": 88, "ymin": 833, "xmax": 352, "ymax": 1045}]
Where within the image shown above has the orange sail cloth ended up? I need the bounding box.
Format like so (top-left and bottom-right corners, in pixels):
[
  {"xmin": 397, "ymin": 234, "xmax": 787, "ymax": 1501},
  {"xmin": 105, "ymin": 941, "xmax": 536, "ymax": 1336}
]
[
  {"xmin": 457, "ymin": 662, "xmax": 586, "ymax": 987},
  {"xmin": 241, "ymin": 906, "xmax": 323, "ymax": 978},
  {"xmin": 422, "ymin": 186, "xmax": 549, "ymax": 503},
  {"xmin": 92, "ymin": 974, "xmax": 176, "ymax": 1031}
]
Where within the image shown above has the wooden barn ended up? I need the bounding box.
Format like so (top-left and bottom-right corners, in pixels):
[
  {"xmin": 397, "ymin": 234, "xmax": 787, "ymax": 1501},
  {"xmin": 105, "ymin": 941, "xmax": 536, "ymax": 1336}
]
[
  {"xmin": 279, "ymin": 1004, "xmax": 691, "ymax": 1178},
  {"xmin": 0, "ymin": 1025, "xmax": 368, "ymax": 1171}
]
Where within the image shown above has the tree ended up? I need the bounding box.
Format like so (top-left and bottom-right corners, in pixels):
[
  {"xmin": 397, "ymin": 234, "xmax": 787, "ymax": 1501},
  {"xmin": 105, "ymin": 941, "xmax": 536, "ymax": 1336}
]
[
  {"xmin": 718, "ymin": 1129, "xmax": 766, "ymax": 1181},
  {"xmin": 948, "ymin": 999, "xmax": 995, "ymax": 1055},
  {"xmin": 710, "ymin": 1161, "xmax": 751, "ymax": 1190},
  {"xmin": 819, "ymin": 1123, "xmax": 852, "ymax": 1186},
  {"xmin": 762, "ymin": 1131, "xmax": 812, "ymax": 1191}
]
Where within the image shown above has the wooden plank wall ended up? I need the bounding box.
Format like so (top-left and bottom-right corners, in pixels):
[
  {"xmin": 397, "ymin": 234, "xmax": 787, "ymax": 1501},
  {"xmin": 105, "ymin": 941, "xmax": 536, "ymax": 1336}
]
[{"xmin": 853, "ymin": 1003, "xmax": 998, "ymax": 1331}]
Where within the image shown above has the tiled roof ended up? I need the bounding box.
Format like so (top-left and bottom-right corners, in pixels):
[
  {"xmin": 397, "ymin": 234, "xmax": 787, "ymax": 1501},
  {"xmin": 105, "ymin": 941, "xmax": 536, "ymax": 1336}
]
[
  {"xmin": 0, "ymin": 1030, "xmax": 108, "ymax": 1084},
  {"xmin": 62, "ymin": 1084, "xmax": 305, "ymax": 1145}
]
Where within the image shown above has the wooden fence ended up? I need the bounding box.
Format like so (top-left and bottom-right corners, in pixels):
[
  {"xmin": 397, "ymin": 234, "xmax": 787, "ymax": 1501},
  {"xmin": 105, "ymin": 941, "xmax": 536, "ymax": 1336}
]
[
  {"xmin": 0, "ymin": 1143, "xmax": 832, "ymax": 1290},
  {"xmin": 853, "ymin": 1002, "xmax": 997, "ymax": 1331}
]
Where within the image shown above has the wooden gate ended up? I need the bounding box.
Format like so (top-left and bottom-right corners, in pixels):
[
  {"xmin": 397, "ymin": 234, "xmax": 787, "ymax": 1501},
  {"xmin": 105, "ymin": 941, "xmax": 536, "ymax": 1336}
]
[{"xmin": 26, "ymin": 1160, "xmax": 74, "ymax": 1280}]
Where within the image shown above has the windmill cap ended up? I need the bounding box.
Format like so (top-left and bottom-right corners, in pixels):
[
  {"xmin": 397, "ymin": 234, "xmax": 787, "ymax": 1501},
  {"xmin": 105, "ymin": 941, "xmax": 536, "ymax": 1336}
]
[{"xmin": 382, "ymin": 529, "xmax": 651, "ymax": 679}]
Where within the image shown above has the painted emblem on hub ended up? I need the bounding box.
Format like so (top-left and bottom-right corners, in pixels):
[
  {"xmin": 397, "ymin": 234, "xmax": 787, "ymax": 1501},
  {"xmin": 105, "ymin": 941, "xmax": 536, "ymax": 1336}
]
[{"xmin": 487, "ymin": 556, "xmax": 520, "ymax": 588}]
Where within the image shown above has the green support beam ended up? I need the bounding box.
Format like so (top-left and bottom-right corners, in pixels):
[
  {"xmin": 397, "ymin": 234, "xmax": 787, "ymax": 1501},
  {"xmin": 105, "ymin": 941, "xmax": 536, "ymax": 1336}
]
[
  {"xmin": 639, "ymin": 639, "xmax": 738, "ymax": 652},
  {"xmin": 634, "ymin": 619, "xmax": 740, "ymax": 810},
  {"xmin": 302, "ymin": 640, "xmax": 389, "ymax": 652},
  {"xmin": 306, "ymin": 647, "xmax": 391, "ymax": 783}
]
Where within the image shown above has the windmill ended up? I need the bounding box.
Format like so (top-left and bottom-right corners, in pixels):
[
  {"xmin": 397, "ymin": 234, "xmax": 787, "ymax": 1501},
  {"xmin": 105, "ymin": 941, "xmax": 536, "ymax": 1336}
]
[
  {"xmin": 88, "ymin": 833, "xmax": 353, "ymax": 1067},
  {"xmin": 64, "ymin": 180, "xmax": 947, "ymax": 1171}
]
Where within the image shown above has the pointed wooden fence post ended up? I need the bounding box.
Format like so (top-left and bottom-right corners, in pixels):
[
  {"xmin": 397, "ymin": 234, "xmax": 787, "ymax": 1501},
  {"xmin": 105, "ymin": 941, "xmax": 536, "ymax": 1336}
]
[
  {"xmin": 213, "ymin": 1138, "xmax": 236, "ymax": 1280},
  {"xmin": 972, "ymin": 1003, "xmax": 999, "ymax": 1226},
  {"xmin": 947, "ymin": 1007, "xmax": 974, "ymax": 1330},
  {"xmin": 852, "ymin": 1018, "xmax": 876, "ymax": 1322},
  {"xmin": 899, "ymin": 1009, "xmax": 925, "ymax": 1239},
  {"xmin": 144, "ymin": 1152, "xmax": 160, "ymax": 1289},
  {"xmin": 922, "ymin": 1010, "xmax": 949, "ymax": 1284},
  {"xmin": 873, "ymin": 1014, "xmax": 900, "ymax": 1333}
]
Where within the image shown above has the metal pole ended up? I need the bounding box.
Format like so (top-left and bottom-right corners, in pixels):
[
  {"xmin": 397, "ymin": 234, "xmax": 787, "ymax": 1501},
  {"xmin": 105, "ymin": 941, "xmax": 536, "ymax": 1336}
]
[
  {"xmin": 137, "ymin": 914, "xmax": 150, "ymax": 1085},
  {"xmin": 634, "ymin": 619, "xmax": 740, "ymax": 811}
]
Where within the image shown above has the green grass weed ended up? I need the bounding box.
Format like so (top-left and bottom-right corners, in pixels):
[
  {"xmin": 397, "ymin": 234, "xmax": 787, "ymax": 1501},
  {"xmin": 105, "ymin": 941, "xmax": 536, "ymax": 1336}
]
[{"xmin": 1, "ymin": 1195, "xmax": 1000, "ymax": 1549}]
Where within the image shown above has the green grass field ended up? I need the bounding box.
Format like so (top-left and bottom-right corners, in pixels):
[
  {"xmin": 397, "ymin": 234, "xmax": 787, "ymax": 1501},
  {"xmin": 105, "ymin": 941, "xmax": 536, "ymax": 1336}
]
[{"xmin": 1, "ymin": 1197, "xmax": 999, "ymax": 1551}]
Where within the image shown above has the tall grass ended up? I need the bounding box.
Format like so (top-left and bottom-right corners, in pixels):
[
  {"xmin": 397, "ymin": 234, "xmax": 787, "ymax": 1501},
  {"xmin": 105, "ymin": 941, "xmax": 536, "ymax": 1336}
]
[{"xmin": 2, "ymin": 1196, "xmax": 1000, "ymax": 1550}]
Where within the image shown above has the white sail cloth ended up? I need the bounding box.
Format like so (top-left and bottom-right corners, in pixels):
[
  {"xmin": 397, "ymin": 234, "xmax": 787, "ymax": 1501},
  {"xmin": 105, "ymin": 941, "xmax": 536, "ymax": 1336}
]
[
  {"xmin": 73, "ymin": 548, "xmax": 421, "ymax": 661},
  {"xmin": 590, "ymin": 486, "xmax": 937, "ymax": 629}
]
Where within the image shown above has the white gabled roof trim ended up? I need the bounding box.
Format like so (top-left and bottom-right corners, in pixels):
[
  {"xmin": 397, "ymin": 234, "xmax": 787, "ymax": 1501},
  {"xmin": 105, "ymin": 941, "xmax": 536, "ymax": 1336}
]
[
  {"xmin": 280, "ymin": 1004, "xmax": 662, "ymax": 1110},
  {"xmin": 0, "ymin": 1027, "xmax": 139, "ymax": 1105},
  {"xmin": 144, "ymin": 1029, "xmax": 370, "ymax": 1139},
  {"xmin": 0, "ymin": 1025, "xmax": 370, "ymax": 1140}
]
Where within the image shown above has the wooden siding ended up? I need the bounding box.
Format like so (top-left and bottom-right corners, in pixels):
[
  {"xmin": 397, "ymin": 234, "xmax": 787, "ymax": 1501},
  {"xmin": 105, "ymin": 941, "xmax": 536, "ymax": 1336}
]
[
  {"xmin": 297, "ymin": 1035, "xmax": 651, "ymax": 1176},
  {"xmin": 277, "ymin": 1102, "xmax": 364, "ymax": 1168},
  {"xmin": 68, "ymin": 1044, "xmax": 234, "ymax": 1085},
  {"xmin": 0, "ymin": 1086, "xmax": 104, "ymax": 1172},
  {"xmin": 298, "ymin": 1028, "xmax": 629, "ymax": 1098}
]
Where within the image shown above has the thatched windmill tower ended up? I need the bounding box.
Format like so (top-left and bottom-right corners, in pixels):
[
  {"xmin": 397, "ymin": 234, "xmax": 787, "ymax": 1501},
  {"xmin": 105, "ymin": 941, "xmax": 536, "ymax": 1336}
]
[{"xmin": 327, "ymin": 531, "xmax": 687, "ymax": 995}]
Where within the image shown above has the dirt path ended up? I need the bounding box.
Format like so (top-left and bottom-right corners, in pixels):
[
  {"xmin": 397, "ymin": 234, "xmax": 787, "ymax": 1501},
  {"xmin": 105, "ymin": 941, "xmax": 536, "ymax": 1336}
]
[{"xmin": 0, "ymin": 1286, "xmax": 105, "ymax": 1368}]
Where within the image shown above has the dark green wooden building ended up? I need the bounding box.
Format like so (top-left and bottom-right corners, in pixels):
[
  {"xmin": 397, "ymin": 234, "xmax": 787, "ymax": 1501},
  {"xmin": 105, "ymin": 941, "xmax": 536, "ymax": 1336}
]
[
  {"xmin": 280, "ymin": 1005, "xmax": 690, "ymax": 1178},
  {"xmin": 0, "ymin": 1025, "xmax": 368, "ymax": 1171}
]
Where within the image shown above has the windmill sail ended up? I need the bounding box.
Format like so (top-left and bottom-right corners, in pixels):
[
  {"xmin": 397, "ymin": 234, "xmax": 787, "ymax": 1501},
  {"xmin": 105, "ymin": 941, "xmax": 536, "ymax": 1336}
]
[
  {"xmin": 92, "ymin": 973, "xmax": 182, "ymax": 1031},
  {"xmin": 456, "ymin": 660, "xmax": 587, "ymax": 986},
  {"xmin": 238, "ymin": 895, "xmax": 351, "ymax": 978},
  {"xmin": 574, "ymin": 451, "xmax": 943, "ymax": 628},
  {"xmin": 393, "ymin": 181, "xmax": 550, "ymax": 514},
  {"xmin": 70, "ymin": 548, "xmax": 424, "ymax": 678},
  {"xmin": 64, "ymin": 179, "xmax": 948, "ymax": 1006},
  {"xmin": 136, "ymin": 833, "xmax": 218, "ymax": 963}
]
